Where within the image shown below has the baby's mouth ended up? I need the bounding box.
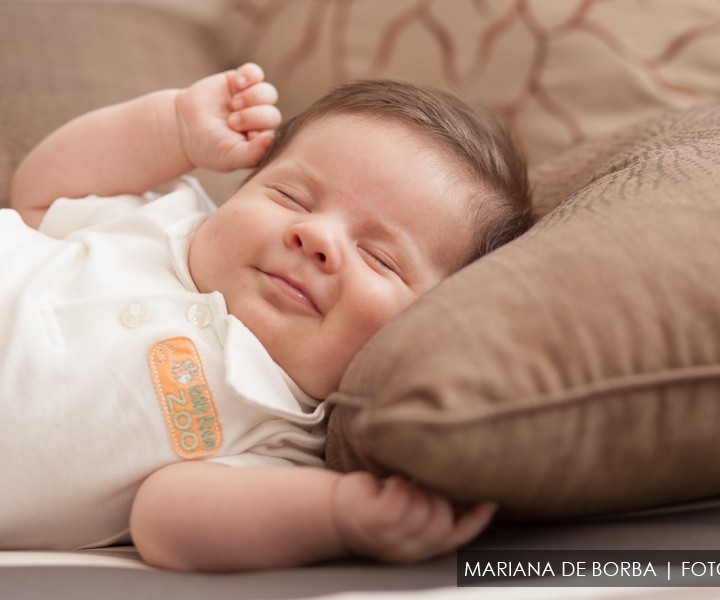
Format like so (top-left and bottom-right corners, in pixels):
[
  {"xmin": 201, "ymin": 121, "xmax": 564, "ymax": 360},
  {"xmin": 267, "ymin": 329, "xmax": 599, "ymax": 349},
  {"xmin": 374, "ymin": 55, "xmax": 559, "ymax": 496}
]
[{"xmin": 263, "ymin": 271, "xmax": 321, "ymax": 315}]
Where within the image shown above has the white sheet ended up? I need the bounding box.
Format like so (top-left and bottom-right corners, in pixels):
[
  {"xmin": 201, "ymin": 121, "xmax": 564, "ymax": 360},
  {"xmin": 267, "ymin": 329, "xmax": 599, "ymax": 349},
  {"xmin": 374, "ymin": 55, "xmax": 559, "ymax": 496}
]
[{"xmin": 0, "ymin": 549, "xmax": 715, "ymax": 600}]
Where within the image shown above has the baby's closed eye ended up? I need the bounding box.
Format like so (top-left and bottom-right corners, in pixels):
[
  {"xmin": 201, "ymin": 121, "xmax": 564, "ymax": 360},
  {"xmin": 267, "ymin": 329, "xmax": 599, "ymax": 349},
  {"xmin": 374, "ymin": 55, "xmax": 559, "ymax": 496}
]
[
  {"xmin": 270, "ymin": 185, "xmax": 311, "ymax": 212},
  {"xmin": 358, "ymin": 245, "xmax": 401, "ymax": 277}
]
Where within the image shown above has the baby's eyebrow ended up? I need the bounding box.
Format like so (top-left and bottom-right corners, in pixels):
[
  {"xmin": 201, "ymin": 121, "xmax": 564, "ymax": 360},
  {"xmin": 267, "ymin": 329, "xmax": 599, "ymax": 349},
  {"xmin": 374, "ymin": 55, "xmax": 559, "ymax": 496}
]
[
  {"xmin": 364, "ymin": 218, "xmax": 404, "ymax": 246},
  {"xmin": 290, "ymin": 159, "xmax": 323, "ymax": 191}
]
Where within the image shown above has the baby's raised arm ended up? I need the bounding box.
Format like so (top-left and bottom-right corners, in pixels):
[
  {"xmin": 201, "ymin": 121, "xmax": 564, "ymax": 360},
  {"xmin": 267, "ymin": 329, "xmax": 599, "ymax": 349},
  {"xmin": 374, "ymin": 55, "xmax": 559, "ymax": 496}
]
[
  {"xmin": 10, "ymin": 63, "xmax": 280, "ymax": 228},
  {"xmin": 130, "ymin": 462, "xmax": 496, "ymax": 572}
]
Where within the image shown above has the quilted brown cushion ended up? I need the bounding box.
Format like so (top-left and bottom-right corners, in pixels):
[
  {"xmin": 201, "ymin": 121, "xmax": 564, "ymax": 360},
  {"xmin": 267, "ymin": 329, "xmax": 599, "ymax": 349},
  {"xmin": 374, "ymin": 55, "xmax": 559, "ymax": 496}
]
[
  {"xmin": 326, "ymin": 102, "xmax": 720, "ymax": 520},
  {"xmin": 0, "ymin": 1, "xmax": 225, "ymax": 208}
]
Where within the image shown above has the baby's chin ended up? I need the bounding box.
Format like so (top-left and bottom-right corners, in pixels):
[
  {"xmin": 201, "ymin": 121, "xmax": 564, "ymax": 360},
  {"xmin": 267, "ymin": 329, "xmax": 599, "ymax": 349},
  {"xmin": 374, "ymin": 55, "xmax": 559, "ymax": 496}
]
[
  {"xmin": 276, "ymin": 357, "xmax": 342, "ymax": 400},
  {"xmin": 231, "ymin": 309, "xmax": 347, "ymax": 400},
  {"xmin": 291, "ymin": 371, "xmax": 337, "ymax": 401}
]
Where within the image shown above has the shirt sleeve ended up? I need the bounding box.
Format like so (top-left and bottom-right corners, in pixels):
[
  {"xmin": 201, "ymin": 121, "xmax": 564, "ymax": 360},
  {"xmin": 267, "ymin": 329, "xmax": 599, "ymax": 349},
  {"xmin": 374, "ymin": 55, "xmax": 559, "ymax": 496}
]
[
  {"xmin": 208, "ymin": 453, "xmax": 300, "ymax": 469},
  {"xmin": 38, "ymin": 177, "xmax": 216, "ymax": 240},
  {"xmin": 38, "ymin": 193, "xmax": 149, "ymax": 239}
]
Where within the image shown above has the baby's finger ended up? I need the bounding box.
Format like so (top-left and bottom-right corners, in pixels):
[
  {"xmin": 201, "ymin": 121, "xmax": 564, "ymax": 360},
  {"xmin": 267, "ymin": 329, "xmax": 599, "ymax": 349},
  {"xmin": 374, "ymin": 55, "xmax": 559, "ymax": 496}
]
[
  {"xmin": 229, "ymin": 105, "xmax": 282, "ymax": 133},
  {"xmin": 229, "ymin": 63, "xmax": 265, "ymax": 93},
  {"xmin": 222, "ymin": 131, "xmax": 275, "ymax": 170},
  {"xmin": 393, "ymin": 483, "xmax": 440, "ymax": 539},
  {"xmin": 231, "ymin": 82, "xmax": 279, "ymax": 110},
  {"xmin": 445, "ymin": 503, "xmax": 497, "ymax": 550}
]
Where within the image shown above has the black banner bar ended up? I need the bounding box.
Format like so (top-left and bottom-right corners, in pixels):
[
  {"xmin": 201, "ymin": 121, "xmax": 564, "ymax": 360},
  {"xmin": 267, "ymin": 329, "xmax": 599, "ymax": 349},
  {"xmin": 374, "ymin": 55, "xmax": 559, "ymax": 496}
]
[{"xmin": 458, "ymin": 549, "xmax": 720, "ymax": 587}]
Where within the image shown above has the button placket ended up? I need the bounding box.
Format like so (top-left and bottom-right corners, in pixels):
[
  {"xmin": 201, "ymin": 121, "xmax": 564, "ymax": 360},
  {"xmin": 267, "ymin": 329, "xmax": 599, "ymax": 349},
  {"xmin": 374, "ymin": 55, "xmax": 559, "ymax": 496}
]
[
  {"xmin": 119, "ymin": 302, "xmax": 147, "ymax": 329},
  {"xmin": 187, "ymin": 303, "xmax": 212, "ymax": 328}
]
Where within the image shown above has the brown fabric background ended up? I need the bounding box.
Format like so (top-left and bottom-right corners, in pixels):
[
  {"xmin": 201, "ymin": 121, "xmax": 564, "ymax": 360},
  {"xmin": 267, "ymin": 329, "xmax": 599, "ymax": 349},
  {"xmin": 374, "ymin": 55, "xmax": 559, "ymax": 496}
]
[
  {"xmin": 0, "ymin": 1, "xmax": 225, "ymax": 208},
  {"xmin": 326, "ymin": 102, "xmax": 720, "ymax": 520},
  {"xmin": 221, "ymin": 0, "xmax": 720, "ymax": 164}
]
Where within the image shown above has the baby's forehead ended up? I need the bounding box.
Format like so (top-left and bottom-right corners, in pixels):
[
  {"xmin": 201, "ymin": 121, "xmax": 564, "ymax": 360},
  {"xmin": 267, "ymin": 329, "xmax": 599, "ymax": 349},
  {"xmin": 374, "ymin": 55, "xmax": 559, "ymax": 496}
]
[
  {"xmin": 298, "ymin": 112, "xmax": 472, "ymax": 177},
  {"xmin": 294, "ymin": 111, "xmax": 448, "ymax": 151},
  {"xmin": 271, "ymin": 112, "xmax": 479, "ymax": 263}
]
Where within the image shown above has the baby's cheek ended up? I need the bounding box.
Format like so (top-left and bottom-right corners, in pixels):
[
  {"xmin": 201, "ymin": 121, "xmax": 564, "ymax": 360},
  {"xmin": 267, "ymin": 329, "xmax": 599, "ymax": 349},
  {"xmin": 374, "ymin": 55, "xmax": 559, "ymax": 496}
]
[
  {"xmin": 354, "ymin": 287, "xmax": 416, "ymax": 341},
  {"xmin": 308, "ymin": 296, "xmax": 410, "ymax": 397}
]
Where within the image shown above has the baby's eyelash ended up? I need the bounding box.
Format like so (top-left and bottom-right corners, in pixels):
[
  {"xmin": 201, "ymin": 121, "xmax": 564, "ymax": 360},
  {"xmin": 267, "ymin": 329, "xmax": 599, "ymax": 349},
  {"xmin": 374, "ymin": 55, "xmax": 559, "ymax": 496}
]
[
  {"xmin": 271, "ymin": 186, "xmax": 306, "ymax": 210},
  {"xmin": 360, "ymin": 246, "xmax": 395, "ymax": 274},
  {"xmin": 272, "ymin": 186, "xmax": 292, "ymax": 200},
  {"xmin": 370, "ymin": 253, "xmax": 393, "ymax": 271}
]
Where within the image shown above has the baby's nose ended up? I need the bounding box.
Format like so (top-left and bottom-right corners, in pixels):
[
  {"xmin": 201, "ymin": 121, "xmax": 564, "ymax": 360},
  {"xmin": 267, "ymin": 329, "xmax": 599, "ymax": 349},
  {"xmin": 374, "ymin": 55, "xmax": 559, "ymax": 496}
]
[{"xmin": 287, "ymin": 221, "xmax": 341, "ymax": 273}]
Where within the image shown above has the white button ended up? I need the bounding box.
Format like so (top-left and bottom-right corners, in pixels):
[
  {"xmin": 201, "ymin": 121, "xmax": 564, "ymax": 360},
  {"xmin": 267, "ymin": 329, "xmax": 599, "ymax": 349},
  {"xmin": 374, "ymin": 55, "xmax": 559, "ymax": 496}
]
[
  {"xmin": 187, "ymin": 303, "xmax": 212, "ymax": 328},
  {"xmin": 119, "ymin": 302, "xmax": 146, "ymax": 328}
]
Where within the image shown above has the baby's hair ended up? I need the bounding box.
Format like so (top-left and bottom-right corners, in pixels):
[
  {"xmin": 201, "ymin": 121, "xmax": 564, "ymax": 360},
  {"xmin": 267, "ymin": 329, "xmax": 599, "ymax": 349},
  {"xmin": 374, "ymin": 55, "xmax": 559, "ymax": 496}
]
[{"xmin": 253, "ymin": 79, "xmax": 532, "ymax": 263}]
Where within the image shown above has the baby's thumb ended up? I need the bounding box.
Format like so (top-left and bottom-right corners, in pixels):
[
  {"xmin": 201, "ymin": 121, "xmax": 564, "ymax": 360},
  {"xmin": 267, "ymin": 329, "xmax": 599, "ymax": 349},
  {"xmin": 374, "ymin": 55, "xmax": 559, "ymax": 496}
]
[
  {"xmin": 449, "ymin": 502, "xmax": 497, "ymax": 549},
  {"xmin": 239, "ymin": 131, "xmax": 275, "ymax": 168}
]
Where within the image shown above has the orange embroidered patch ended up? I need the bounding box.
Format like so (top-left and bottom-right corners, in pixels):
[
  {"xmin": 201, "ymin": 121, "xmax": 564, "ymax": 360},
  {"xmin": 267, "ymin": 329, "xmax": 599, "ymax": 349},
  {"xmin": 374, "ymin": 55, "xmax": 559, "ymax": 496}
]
[{"xmin": 148, "ymin": 337, "xmax": 223, "ymax": 459}]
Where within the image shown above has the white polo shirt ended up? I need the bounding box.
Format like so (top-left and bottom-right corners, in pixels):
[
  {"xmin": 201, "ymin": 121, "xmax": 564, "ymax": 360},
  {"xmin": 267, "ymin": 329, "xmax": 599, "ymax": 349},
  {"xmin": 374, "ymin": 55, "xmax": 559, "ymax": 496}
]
[{"xmin": 0, "ymin": 180, "xmax": 325, "ymax": 550}]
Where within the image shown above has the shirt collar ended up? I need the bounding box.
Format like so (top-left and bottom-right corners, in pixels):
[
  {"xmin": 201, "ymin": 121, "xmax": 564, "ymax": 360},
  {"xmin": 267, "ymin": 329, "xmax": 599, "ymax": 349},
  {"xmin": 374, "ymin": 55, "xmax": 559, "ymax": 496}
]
[{"xmin": 166, "ymin": 212, "xmax": 207, "ymax": 293}]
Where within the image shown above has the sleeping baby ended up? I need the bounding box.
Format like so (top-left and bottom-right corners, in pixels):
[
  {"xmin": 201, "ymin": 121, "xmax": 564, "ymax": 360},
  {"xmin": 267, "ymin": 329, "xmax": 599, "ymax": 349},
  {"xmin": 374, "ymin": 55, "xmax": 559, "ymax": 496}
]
[{"xmin": 3, "ymin": 63, "xmax": 531, "ymax": 570}]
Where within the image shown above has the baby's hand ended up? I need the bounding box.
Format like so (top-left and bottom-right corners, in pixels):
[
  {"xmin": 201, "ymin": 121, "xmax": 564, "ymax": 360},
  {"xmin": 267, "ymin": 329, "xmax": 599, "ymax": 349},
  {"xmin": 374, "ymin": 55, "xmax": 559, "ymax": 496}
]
[
  {"xmin": 333, "ymin": 472, "xmax": 496, "ymax": 563},
  {"xmin": 175, "ymin": 63, "xmax": 281, "ymax": 172}
]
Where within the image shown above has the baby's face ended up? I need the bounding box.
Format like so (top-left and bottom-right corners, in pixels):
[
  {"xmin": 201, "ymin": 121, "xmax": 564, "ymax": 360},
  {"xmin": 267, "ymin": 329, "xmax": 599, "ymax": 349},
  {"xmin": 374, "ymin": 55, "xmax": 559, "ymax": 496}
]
[{"xmin": 189, "ymin": 114, "xmax": 475, "ymax": 397}]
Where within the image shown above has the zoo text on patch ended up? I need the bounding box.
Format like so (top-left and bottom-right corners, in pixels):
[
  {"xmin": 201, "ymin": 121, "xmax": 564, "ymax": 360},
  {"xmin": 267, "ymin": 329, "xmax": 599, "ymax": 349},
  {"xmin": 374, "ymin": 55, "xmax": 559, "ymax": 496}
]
[{"xmin": 148, "ymin": 337, "xmax": 223, "ymax": 459}]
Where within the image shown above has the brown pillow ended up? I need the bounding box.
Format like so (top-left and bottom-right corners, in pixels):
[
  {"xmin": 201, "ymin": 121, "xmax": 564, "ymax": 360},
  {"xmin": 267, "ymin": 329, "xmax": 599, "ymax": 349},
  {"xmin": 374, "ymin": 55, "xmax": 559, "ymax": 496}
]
[
  {"xmin": 0, "ymin": 2, "xmax": 225, "ymax": 208},
  {"xmin": 326, "ymin": 102, "xmax": 720, "ymax": 520}
]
